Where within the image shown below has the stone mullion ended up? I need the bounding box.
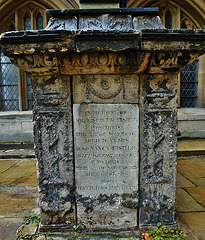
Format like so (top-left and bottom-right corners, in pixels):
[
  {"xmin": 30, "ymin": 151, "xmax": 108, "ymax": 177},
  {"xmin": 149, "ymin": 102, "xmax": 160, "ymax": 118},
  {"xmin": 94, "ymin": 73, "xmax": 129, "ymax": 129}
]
[
  {"xmin": 32, "ymin": 75, "xmax": 75, "ymax": 230},
  {"xmin": 139, "ymin": 73, "xmax": 178, "ymax": 226}
]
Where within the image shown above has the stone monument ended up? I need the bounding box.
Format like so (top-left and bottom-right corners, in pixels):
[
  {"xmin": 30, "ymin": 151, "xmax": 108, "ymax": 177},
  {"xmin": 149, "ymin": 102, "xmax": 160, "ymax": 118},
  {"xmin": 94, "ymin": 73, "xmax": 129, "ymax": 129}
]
[{"xmin": 1, "ymin": 7, "xmax": 204, "ymax": 235}]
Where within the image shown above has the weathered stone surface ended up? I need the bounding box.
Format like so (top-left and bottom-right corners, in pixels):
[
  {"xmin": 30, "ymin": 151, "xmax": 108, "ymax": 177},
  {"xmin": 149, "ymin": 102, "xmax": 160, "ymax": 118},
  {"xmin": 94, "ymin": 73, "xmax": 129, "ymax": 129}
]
[
  {"xmin": 74, "ymin": 104, "xmax": 139, "ymax": 230},
  {"xmin": 176, "ymin": 188, "xmax": 204, "ymax": 212},
  {"xmin": 59, "ymin": 52, "xmax": 150, "ymax": 75},
  {"xmin": 149, "ymin": 52, "xmax": 200, "ymax": 73},
  {"xmin": 46, "ymin": 17, "xmax": 77, "ymax": 31},
  {"xmin": 11, "ymin": 54, "xmax": 59, "ymax": 76},
  {"xmin": 79, "ymin": 14, "xmax": 133, "ymax": 32},
  {"xmin": 0, "ymin": 159, "xmax": 37, "ymax": 186},
  {"xmin": 1, "ymin": 7, "xmax": 204, "ymax": 234},
  {"xmin": 178, "ymin": 212, "xmax": 205, "ymax": 240},
  {"xmin": 32, "ymin": 75, "xmax": 75, "ymax": 228},
  {"xmin": 139, "ymin": 74, "xmax": 178, "ymax": 226},
  {"xmin": 176, "ymin": 172, "xmax": 195, "ymax": 188},
  {"xmin": 0, "ymin": 186, "xmax": 37, "ymax": 217},
  {"xmin": 133, "ymin": 16, "xmax": 164, "ymax": 30},
  {"xmin": 73, "ymin": 75, "xmax": 139, "ymax": 103}
]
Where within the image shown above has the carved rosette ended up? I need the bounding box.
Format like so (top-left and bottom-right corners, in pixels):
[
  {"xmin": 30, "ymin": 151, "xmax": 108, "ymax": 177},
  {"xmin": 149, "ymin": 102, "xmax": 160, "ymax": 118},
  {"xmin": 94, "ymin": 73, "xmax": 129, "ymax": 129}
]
[{"xmin": 139, "ymin": 74, "xmax": 178, "ymax": 226}]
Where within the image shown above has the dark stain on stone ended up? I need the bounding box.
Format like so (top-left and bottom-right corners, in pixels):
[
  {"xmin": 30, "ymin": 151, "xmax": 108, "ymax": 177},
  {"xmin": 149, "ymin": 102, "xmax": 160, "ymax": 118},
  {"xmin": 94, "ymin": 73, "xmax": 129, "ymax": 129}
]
[
  {"xmin": 162, "ymin": 67, "xmax": 179, "ymax": 72},
  {"xmin": 121, "ymin": 200, "xmax": 138, "ymax": 209}
]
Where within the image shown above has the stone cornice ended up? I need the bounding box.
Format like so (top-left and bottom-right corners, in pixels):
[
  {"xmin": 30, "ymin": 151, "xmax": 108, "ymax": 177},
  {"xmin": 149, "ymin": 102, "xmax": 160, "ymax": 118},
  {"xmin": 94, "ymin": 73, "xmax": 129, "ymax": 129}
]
[{"xmin": 0, "ymin": 8, "xmax": 204, "ymax": 76}]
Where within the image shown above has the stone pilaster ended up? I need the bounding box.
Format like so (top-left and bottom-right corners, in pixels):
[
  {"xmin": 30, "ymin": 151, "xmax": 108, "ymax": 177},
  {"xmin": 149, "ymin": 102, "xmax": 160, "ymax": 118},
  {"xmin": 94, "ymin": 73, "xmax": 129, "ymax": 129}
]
[
  {"xmin": 139, "ymin": 73, "xmax": 178, "ymax": 226},
  {"xmin": 32, "ymin": 75, "xmax": 75, "ymax": 230}
]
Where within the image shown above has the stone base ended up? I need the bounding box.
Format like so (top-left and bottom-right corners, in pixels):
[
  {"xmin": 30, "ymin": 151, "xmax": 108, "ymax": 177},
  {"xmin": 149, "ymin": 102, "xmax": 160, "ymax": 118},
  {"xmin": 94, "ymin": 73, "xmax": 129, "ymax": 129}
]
[
  {"xmin": 40, "ymin": 231, "xmax": 141, "ymax": 240},
  {"xmin": 39, "ymin": 223, "xmax": 74, "ymax": 232}
]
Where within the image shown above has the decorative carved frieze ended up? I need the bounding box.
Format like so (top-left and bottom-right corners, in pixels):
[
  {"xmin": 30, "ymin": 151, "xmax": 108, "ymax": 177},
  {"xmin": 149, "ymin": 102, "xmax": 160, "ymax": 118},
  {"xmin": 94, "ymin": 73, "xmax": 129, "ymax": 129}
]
[
  {"xmin": 8, "ymin": 52, "xmax": 150, "ymax": 76},
  {"xmin": 59, "ymin": 52, "xmax": 150, "ymax": 75},
  {"xmin": 79, "ymin": 15, "xmax": 133, "ymax": 32},
  {"xmin": 10, "ymin": 54, "xmax": 59, "ymax": 76},
  {"xmin": 149, "ymin": 52, "xmax": 200, "ymax": 73}
]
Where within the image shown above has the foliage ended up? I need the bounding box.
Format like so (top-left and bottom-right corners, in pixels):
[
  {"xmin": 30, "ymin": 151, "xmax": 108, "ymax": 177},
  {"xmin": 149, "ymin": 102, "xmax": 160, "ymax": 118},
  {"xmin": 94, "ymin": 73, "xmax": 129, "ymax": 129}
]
[
  {"xmin": 16, "ymin": 214, "xmax": 42, "ymax": 240},
  {"xmin": 16, "ymin": 218, "xmax": 186, "ymax": 240},
  {"xmin": 141, "ymin": 222, "xmax": 186, "ymax": 240},
  {"xmin": 22, "ymin": 214, "xmax": 40, "ymax": 225},
  {"xmin": 73, "ymin": 224, "xmax": 79, "ymax": 231}
]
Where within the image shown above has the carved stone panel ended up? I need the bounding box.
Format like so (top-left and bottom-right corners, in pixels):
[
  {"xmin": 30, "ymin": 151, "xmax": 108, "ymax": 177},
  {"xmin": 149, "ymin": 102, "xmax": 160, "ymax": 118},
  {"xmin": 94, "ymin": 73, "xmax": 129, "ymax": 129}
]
[
  {"xmin": 79, "ymin": 14, "xmax": 133, "ymax": 32},
  {"xmin": 32, "ymin": 75, "xmax": 75, "ymax": 230},
  {"xmin": 74, "ymin": 104, "xmax": 139, "ymax": 230},
  {"xmin": 133, "ymin": 16, "xmax": 164, "ymax": 30},
  {"xmin": 139, "ymin": 74, "xmax": 178, "ymax": 226},
  {"xmin": 73, "ymin": 75, "xmax": 139, "ymax": 104},
  {"xmin": 46, "ymin": 16, "xmax": 77, "ymax": 31}
]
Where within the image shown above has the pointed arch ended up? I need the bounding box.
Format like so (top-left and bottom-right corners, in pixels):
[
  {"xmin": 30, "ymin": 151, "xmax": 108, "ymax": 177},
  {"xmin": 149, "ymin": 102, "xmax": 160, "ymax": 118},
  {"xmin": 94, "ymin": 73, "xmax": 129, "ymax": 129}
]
[
  {"xmin": 0, "ymin": 0, "xmax": 79, "ymax": 31},
  {"xmin": 128, "ymin": 0, "xmax": 205, "ymax": 29},
  {"xmin": 0, "ymin": 0, "xmax": 79, "ymax": 111}
]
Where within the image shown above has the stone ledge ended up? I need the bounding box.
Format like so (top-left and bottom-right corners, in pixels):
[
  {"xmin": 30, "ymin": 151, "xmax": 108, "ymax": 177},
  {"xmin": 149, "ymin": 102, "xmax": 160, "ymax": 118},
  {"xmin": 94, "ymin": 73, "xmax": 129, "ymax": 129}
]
[
  {"xmin": 0, "ymin": 110, "xmax": 32, "ymax": 119},
  {"xmin": 178, "ymin": 108, "xmax": 205, "ymax": 138}
]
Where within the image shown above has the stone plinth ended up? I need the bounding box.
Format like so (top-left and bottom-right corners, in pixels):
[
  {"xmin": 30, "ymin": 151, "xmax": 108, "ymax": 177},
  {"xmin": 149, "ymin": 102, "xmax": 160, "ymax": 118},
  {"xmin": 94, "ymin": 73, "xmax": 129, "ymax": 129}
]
[{"xmin": 1, "ymin": 7, "xmax": 204, "ymax": 233}]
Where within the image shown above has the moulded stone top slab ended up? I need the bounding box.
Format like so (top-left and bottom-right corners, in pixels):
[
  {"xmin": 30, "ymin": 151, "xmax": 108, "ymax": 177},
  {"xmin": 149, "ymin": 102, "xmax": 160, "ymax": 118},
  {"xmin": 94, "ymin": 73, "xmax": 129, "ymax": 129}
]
[
  {"xmin": 0, "ymin": 8, "xmax": 204, "ymax": 76},
  {"xmin": 46, "ymin": 8, "xmax": 160, "ymax": 17}
]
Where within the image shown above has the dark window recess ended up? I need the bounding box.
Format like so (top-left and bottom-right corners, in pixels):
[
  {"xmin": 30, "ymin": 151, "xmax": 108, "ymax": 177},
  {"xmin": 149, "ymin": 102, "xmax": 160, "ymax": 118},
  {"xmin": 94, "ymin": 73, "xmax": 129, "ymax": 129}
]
[
  {"xmin": 36, "ymin": 12, "xmax": 43, "ymax": 30},
  {"xmin": 181, "ymin": 22, "xmax": 187, "ymax": 29},
  {"xmin": 0, "ymin": 52, "xmax": 19, "ymax": 111},
  {"xmin": 9, "ymin": 24, "xmax": 15, "ymax": 31},
  {"xmin": 24, "ymin": 13, "xmax": 31, "ymax": 30},
  {"xmin": 180, "ymin": 60, "xmax": 199, "ymax": 108},
  {"xmin": 165, "ymin": 11, "xmax": 172, "ymax": 29}
]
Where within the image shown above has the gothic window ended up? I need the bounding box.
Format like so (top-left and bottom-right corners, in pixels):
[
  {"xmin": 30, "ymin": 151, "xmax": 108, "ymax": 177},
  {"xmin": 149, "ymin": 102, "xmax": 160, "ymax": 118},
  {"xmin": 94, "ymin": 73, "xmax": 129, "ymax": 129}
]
[
  {"xmin": 180, "ymin": 60, "xmax": 199, "ymax": 108},
  {"xmin": 0, "ymin": 4, "xmax": 46, "ymax": 111},
  {"xmin": 165, "ymin": 10, "xmax": 172, "ymax": 29},
  {"xmin": 0, "ymin": 52, "xmax": 19, "ymax": 111},
  {"xmin": 24, "ymin": 13, "xmax": 31, "ymax": 30},
  {"xmin": 36, "ymin": 12, "xmax": 43, "ymax": 30},
  {"xmin": 180, "ymin": 15, "xmax": 199, "ymax": 108}
]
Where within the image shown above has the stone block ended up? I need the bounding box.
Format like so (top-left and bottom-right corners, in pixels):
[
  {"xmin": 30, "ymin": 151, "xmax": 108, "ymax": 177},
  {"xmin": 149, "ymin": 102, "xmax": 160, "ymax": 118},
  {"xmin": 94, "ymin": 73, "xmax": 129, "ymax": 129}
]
[
  {"xmin": 74, "ymin": 104, "xmax": 139, "ymax": 230},
  {"xmin": 73, "ymin": 75, "xmax": 139, "ymax": 104}
]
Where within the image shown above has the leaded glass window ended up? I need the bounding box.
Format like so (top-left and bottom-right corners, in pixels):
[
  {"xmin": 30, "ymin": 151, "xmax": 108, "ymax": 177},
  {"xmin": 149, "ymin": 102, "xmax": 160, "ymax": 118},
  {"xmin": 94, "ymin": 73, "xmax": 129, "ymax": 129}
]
[
  {"xmin": 24, "ymin": 13, "xmax": 31, "ymax": 30},
  {"xmin": 180, "ymin": 60, "xmax": 199, "ymax": 108},
  {"xmin": 36, "ymin": 12, "xmax": 43, "ymax": 30},
  {"xmin": 27, "ymin": 76, "xmax": 33, "ymax": 110},
  {"xmin": 0, "ymin": 51, "xmax": 19, "ymax": 111}
]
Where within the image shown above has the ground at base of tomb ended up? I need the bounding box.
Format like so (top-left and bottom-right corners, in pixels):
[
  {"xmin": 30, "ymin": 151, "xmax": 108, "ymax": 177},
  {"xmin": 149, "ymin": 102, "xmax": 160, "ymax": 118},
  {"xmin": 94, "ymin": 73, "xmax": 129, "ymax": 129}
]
[{"xmin": 0, "ymin": 139, "xmax": 204, "ymax": 240}]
